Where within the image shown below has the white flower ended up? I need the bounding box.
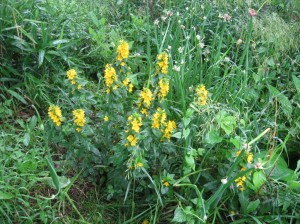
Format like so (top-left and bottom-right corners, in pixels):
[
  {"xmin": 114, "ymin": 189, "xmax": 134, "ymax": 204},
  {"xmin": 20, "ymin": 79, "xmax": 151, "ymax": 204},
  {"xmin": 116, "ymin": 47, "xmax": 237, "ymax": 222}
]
[
  {"xmin": 196, "ymin": 35, "xmax": 201, "ymax": 40},
  {"xmin": 161, "ymin": 16, "xmax": 167, "ymax": 22},
  {"xmin": 237, "ymin": 38, "xmax": 243, "ymax": 45},
  {"xmin": 167, "ymin": 45, "xmax": 172, "ymax": 50},
  {"xmin": 178, "ymin": 47, "xmax": 184, "ymax": 54},
  {"xmin": 203, "ymin": 16, "xmax": 207, "ymax": 20},
  {"xmin": 154, "ymin": 19, "xmax": 159, "ymax": 26},
  {"xmin": 199, "ymin": 42, "xmax": 205, "ymax": 49},
  {"xmin": 224, "ymin": 57, "xmax": 230, "ymax": 62},
  {"xmin": 221, "ymin": 178, "xmax": 228, "ymax": 184},
  {"xmin": 173, "ymin": 65, "xmax": 180, "ymax": 72}
]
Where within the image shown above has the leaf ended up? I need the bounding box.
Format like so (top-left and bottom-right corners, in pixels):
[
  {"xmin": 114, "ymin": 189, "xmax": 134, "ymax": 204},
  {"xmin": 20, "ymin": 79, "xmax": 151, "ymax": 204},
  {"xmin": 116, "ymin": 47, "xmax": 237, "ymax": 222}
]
[
  {"xmin": 246, "ymin": 199, "xmax": 260, "ymax": 214},
  {"xmin": 266, "ymin": 58, "xmax": 275, "ymax": 67},
  {"xmin": 269, "ymin": 85, "xmax": 292, "ymax": 118},
  {"xmin": 220, "ymin": 116, "xmax": 236, "ymax": 135},
  {"xmin": 183, "ymin": 128, "xmax": 190, "ymax": 139},
  {"xmin": 23, "ymin": 133, "xmax": 30, "ymax": 146},
  {"xmin": 6, "ymin": 89, "xmax": 27, "ymax": 104},
  {"xmin": 185, "ymin": 155, "xmax": 195, "ymax": 171},
  {"xmin": 205, "ymin": 129, "xmax": 223, "ymax": 144},
  {"xmin": 46, "ymin": 156, "xmax": 61, "ymax": 194},
  {"xmin": 0, "ymin": 191, "xmax": 14, "ymax": 200},
  {"xmin": 38, "ymin": 50, "xmax": 45, "ymax": 67},
  {"xmin": 172, "ymin": 132, "xmax": 182, "ymax": 139},
  {"xmin": 292, "ymin": 75, "xmax": 300, "ymax": 93},
  {"xmin": 172, "ymin": 207, "xmax": 187, "ymax": 223},
  {"xmin": 252, "ymin": 171, "xmax": 266, "ymax": 192}
]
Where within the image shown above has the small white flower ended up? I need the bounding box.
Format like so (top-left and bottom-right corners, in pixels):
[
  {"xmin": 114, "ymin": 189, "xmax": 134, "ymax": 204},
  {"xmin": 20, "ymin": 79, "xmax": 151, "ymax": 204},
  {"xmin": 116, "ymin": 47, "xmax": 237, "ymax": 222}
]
[
  {"xmin": 161, "ymin": 16, "xmax": 167, "ymax": 22},
  {"xmin": 181, "ymin": 60, "xmax": 184, "ymax": 65},
  {"xmin": 199, "ymin": 42, "xmax": 205, "ymax": 49},
  {"xmin": 204, "ymin": 215, "xmax": 208, "ymax": 221},
  {"xmin": 255, "ymin": 163, "xmax": 264, "ymax": 169},
  {"xmin": 224, "ymin": 57, "xmax": 230, "ymax": 62},
  {"xmin": 186, "ymin": 35, "xmax": 190, "ymax": 40},
  {"xmin": 180, "ymin": 24, "xmax": 185, "ymax": 29},
  {"xmin": 221, "ymin": 178, "xmax": 228, "ymax": 184},
  {"xmin": 178, "ymin": 47, "xmax": 184, "ymax": 54},
  {"xmin": 173, "ymin": 65, "xmax": 180, "ymax": 72},
  {"xmin": 196, "ymin": 35, "xmax": 201, "ymax": 40},
  {"xmin": 237, "ymin": 38, "xmax": 243, "ymax": 45},
  {"xmin": 203, "ymin": 16, "xmax": 207, "ymax": 20},
  {"xmin": 186, "ymin": 7, "xmax": 189, "ymax": 11},
  {"xmin": 154, "ymin": 19, "xmax": 159, "ymax": 26},
  {"xmin": 168, "ymin": 45, "xmax": 172, "ymax": 50},
  {"xmin": 176, "ymin": 12, "xmax": 180, "ymax": 16},
  {"xmin": 201, "ymin": 5, "xmax": 204, "ymax": 10},
  {"xmin": 178, "ymin": 19, "xmax": 181, "ymax": 24}
]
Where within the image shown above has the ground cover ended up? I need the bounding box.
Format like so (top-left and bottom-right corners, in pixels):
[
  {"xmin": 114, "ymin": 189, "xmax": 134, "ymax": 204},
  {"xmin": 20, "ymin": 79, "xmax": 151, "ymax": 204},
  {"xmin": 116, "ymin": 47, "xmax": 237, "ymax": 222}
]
[{"xmin": 0, "ymin": 0, "xmax": 299, "ymax": 223}]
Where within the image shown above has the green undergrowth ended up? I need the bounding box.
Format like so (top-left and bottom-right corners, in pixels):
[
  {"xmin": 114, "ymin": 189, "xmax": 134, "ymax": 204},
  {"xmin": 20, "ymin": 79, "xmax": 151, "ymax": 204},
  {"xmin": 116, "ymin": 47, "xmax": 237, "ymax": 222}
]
[{"xmin": 0, "ymin": 0, "xmax": 299, "ymax": 223}]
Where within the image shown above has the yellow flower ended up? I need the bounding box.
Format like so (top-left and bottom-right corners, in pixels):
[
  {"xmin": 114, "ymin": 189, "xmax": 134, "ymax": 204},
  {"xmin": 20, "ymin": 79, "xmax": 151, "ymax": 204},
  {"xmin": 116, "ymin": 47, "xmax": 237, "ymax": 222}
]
[
  {"xmin": 129, "ymin": 83, "xmax": 134, "ymax": 92},
  {"xmin": 156, "ymin": 52, "xmax": 169, "ymax": 75},
  {"xmin": 142, "ymin": 219, "xmax": 149, "ymax": 224},
  {"xmin": 73, "ymin": 109, "xmax": 85, "ymax": 132},
  {"xmin": 235, "ymin": 175, "xmax": 246, "ymax": 191},
  {"xmin": 163, "ymin": 180, "xmax": 170, "ymax": 187},
  {"xmin": 48, "ymin": 105, "xmax": 63, "ymax": 126},
  {"xmin": 195, "ymin": 84, "xmax": 208, "ymax": 106},
  {"xmin": 151, "ymin": 107, "xmax": 167, "ymax": 129},
  {"xmin": 127, "ymin": 134, "xmax": 138, "ymax": 146},
  {"xmin": 67, "ymin": 69, "xmax": 77, "ymax": 85},
  {"xmin": 77, "ymin": 84, "xmax": 82, "ymax": 90},
  {"xmin": 117, "ymin": 40, "xmax": 129, "ymax": 61},
  {"xmin": 162, "ymin": 120, "xmax": 176, "ymax": 140},
  {"xmin": 158, "ymin": 78, "xmax": 169, "ymax": 102},
  {"xmin": 128, "ymin": 114, "xmax": 142, "ymax": 133},
  {"xmin": 236, "ymin": 150, "xmax": 242, "ymax": 157},
  {"xmin": 104, "ymin": 64, "xmax": 117, "ymax": 91},
  {"xmin": 104, "ymin": 116, "xmax": 109, "ymax": 122},
  {"xmin": 135, "ymin": 162, "xmax": 144, "ymax": 169},
  {"xmin": 139, "ymin": 88, "xmax": 153, "ymax": 108},
  {"xmin": 247, "ymin": 152, "xmax": 253, "ymax": 163},
  {"xmin": 122, "ymin": 77, "xmax": 130, "ymax": 86},
  {"xmin": 140, "ymin": 108, "xmax": 148, "ymax": 116}
]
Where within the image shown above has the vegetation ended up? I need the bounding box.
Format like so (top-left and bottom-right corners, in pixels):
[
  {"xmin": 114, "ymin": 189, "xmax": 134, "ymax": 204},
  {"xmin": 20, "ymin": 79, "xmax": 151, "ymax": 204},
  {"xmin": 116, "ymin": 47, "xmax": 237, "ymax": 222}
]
[{"xmin": 0, "ymin": 0, "xmax": 299, "ymax": 223}]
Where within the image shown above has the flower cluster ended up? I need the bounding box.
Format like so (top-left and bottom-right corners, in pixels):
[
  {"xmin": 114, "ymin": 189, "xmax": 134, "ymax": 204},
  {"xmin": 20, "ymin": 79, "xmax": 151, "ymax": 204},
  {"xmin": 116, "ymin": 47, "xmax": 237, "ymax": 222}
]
[
  {"xmin": 158, "ymin": 78, "xmax": 170, "ymax": 102},
  {"xmin": 152, "ymin": 107, "xmax": 167, "ymax": 129},
  {"xmin": 48, "ymin": 105, "xmax": 63, "ymax": 126},
  {"xmin": 235, "ymin": 175, "xmax": 246, "ymax": 191},
  {"xmin": 117, "ymin": 40, "xmax": 129, "ymax": 62},
  {"xmin": 195, "ymin": 84, "xmax": 208, "ymax": 106},
  {"xmin": 128, "ymin": 114, "xmax": 142, "ymax": 133},
  {"xmin": 67, "ymin": 69, "xmax": 77, "ymax": 85},
  {"xmin": 139, "ymin": 88, "xmax": 153, "ymax": 109},
  {"xmin": 162, "ymin": 120, "xmax": 176, "ymax": 141},
  {"xmin": 104, "ymin": 64, "xmax": 118, "ymax": 93},
  {"xmin": 156, "ymin": 52, "xmax": 169, "ymax": 75},
  {"xmin": 72, "ymin": 109, "xmax": 86, "ymax": 132}
]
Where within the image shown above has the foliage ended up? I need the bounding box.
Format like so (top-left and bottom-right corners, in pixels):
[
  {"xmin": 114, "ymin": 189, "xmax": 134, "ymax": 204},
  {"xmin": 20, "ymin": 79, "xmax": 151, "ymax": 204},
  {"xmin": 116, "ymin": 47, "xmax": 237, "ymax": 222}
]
[{"xmin": 1, "ymin": 0, "xmax": 299, "ymax": 223}]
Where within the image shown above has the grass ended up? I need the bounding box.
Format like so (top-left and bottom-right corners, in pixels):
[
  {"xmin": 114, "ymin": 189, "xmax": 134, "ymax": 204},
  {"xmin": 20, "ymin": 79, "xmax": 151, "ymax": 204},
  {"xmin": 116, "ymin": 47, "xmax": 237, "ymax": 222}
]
[{"xmin": 0, "ymin": 0, "xmax": 299, "ymax": 223}]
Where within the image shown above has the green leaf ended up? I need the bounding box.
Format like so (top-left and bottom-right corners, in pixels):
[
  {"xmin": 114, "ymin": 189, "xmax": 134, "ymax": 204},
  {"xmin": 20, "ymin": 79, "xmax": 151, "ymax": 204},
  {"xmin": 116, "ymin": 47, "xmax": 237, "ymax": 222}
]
[
  {"xmin": 205, "ymin": 129, "xmax": 223, "ymax": 144},
  {"xmin": 23, "ymin": 133, "xmax": 30, "ymax": 146},
  {"xmin": 7, "ymin": 89, "xmax": 27, "ymax": 104},
  {"xmin": 185, "ymin": 155, "xmax": 195, "ymax": 171},
  {"xmin": 183, "ymin": 117, "xmax": 191, "ymax": 127},
  {"xmin": 172, "ymin": 132, "xmax": 182, "ymax": 139},
  {"xmin": 266, "ymin": 57, "xmax": 275, "ymax": 67},
  {"xmin": 246, "ymin": 199, "xmax": 260, "ymax": 214},
  {"xmin": 292, "ymin": 75, "xmax": 300, "ymax": 93},
  {"xmin": 46, "ymin": 156, "xmax": 61, "ymax": 194},
  {"xmin": 183, "ymin": 128, "xmax": 190, "ymax": 139},
  {"xmin": 38, "ymin": 50, "xmax": 45, "ymax": 67},
  {"xmin": 0, "ymin": 191, "xmax": 14, "ymax": 200},
  {"xmin": 269, "ymin": 86, "xmax": 292, "ymax": 118},
  {"xmin": 252, "ymin": 171, "xmax": 266, "ymax": 192},
  {"xmin": 216, "ymin": 110, "xmax": 237, "ymax": 135},
  {"xmin": 172, "ymin": 207, "xmax": 187, "ymax": 223}
]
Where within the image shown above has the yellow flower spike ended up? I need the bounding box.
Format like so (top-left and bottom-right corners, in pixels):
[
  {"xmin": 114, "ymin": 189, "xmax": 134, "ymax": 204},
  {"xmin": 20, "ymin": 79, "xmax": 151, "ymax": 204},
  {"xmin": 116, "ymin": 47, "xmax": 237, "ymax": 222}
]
[
  {"xmin": 48, "ymin": 105, "xmax": 63, "ymax": 127},
  {"xmin": 72, "ymin": 109, "xmax": 85, "ymax": 132},
  {"xmin": 122, "ymin": 77, "xmax": 130, "ymax": 86},
  {"xmin": 128, "ymin": 83, "xmax": 134, "ymax": 93},
  {"xmin": 162, "ymin": 120, "xmax": 176, "ymax": 141},
  {"xmin": 117, "ymin": 40, "xmax": 129, "ymax": 62},
  {"xmin": 158, "ymin": 78, "xmax": 170, "ymax": 102},
  {"xmin": 104, "ymin": 64, "xmax": 117, "ymax": 90},
  {"xmin": 247, "ymin": 152, "xmax": 254, "ymax": 163},
  {"xmin": 77, "ymin": 84, "xmax": 82, "ymax": 90},
  {"xmin": 195, "ymin": 84, "xmax": 208, "ymax": 106},
  {"xmin": 67, "ymin": 69, "xmax": 77, "ymax": 85},
  {"xmin": 151, "ymin": 108, "xmax": 167, "ymax": 129},
  {"xmin": 104, "ymin": 116, "xmax": 109, "ymax": 122},
  {"xmin": 127, "ymin": 135, "xmax": 138, "ymax": 146},
  {"xmin": 139, "ymin": 88, "xmax": 153, "ymax": 108},
  {"xmin": 156, "ymin": 52, "xmax": 169, "ymax": 75}
]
